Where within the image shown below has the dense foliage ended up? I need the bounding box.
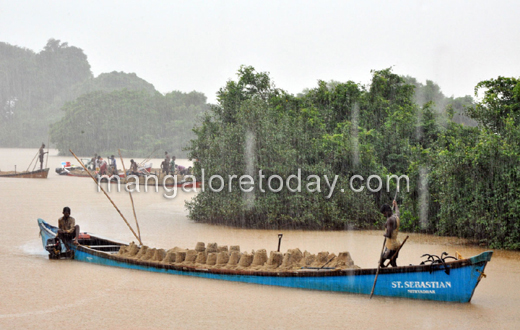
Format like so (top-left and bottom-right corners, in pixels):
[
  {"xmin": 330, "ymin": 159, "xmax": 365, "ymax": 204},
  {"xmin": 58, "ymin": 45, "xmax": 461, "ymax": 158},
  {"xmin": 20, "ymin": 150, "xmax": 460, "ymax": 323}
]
[
  {"xmin": 1, "ymin": 40, "xmax": 203, "ymax": 155},
  {"xmin": 0, "ymin": 39, "xmax": 92, "ymax": 146},
  {"xmin": 50, "ymin": 89, "xmax": 208, "ymax": 157},
  {"xmin": 187, "ymin": 66, "xmax": 520, "ymax": 249}
]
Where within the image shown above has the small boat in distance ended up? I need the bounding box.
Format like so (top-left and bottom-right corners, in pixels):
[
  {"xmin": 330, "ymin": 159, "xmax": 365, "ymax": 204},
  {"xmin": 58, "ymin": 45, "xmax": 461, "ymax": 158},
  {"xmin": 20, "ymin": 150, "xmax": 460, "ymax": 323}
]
[
  {"xmin": 0, "ymin": 168, "xmax": 49, "ymax": 178},
  {"xmin": 38, "ymin": 218, "xmax": 492, "ymax": 302}
]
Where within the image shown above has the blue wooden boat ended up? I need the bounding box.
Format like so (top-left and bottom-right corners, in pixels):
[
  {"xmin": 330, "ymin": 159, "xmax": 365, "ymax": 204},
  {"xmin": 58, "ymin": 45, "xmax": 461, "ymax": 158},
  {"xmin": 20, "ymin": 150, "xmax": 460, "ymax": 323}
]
[{"xmin": 38, "ymin": 218, "xmax": 492, "ymax": 302}]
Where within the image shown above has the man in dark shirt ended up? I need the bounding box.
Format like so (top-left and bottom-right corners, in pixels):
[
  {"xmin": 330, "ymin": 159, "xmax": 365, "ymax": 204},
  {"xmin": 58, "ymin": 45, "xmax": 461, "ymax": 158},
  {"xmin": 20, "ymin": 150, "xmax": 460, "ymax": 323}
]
[
  {"xmin": 58, "ymin": 207, "xmax": 79, "ymax": 245},
  {"xmin": 38, "ymin": 143, "xmax": 48, "ymax": 170}
]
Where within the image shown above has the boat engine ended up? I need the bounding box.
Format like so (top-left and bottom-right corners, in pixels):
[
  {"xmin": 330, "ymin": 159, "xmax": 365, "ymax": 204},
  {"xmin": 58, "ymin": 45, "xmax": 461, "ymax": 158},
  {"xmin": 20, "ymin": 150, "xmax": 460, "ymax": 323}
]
[{"xmin": 45, "ymin": 237, "xmax": 62, "ymax": 259}]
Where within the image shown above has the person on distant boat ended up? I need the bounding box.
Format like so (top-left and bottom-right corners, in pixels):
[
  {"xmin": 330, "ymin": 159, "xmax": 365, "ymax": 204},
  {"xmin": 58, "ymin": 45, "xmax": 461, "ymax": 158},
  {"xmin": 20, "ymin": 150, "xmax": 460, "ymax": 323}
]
[
  {"xmin": 164, "ymin": 152, "xmax": 171, "ymax": 175},
  {"xmin": 380, "ymin": 200, "xmax": 400, "ymax": 268},
  {"xmin": 57, "ymin": 206, "xmax": 79, "ymax": 246},
  {"xmin": 129, "ymin": 159, "xmax": 139, "ymax": 176},
  {"xmin": 98, "ymin": 157, "xmax": 107, "ymax": 176},
  {"xmin": 109, "ymin": 155, "xmax": 118, "ymax": 176},
  {"xmin": 38, "ymin": 143, "xmax": 48, "ymax": 170},
  {"xmin": 176, "ymin": 164, "xmax": 187, "ymax": 175},
  {"xmin": 89, "ymin": 153, "xmax": 98, "ymax": 171}
]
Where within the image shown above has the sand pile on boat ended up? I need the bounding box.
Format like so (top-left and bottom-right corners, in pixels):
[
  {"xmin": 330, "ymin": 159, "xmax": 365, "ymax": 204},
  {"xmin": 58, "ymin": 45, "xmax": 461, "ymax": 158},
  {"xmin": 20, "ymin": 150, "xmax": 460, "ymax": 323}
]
[{"xmin": 117, "ymin": 241, "xmax": 358, "ymax": 271}]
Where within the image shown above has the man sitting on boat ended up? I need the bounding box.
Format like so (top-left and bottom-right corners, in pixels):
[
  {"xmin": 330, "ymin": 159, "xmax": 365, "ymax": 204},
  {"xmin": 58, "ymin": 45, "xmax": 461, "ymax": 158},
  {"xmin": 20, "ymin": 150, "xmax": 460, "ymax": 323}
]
[
  {"xmin": 380, "ymin": 200, "xmax": 400, "ymax": 267},
  {"xmin": 38, "ymin": 143, "xmax": 48, "ymax": 170},
  {"xmin": 129, "ymin": 159, "xmax": 140, "ymax": 176},
  {"xmin": 58, "ymin": 207, "xmax": 79, "ymax": 246}
]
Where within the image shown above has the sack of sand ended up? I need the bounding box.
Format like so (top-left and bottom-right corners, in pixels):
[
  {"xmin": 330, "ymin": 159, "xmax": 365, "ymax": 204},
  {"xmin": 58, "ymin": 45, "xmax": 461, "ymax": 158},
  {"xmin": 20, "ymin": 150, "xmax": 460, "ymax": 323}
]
[
  {"xmin": 185, "ymin": 250, "xmax": 198, "ymax": 264},
  {"xmin": 302, "ymin": 251, "xmax": 316, "ymax": 267},
  {"xmin": 218, "ymin": 245, "xmax": 228, "ymax": 253},
  {"xmin": 216, "ymin": 251, "xmax": 230, "ymax": 265},
  {"xmin": 124, "ymin": 242, "xmax": 140, "ymax": 257},
  {"xmin": 266, "ymin": 251, "xmax": 284, "ymax": 269},
  {"xmin": 332, "ymin": 252, "xmax": 355, "ymax": 269},
  {"xmin": 238, "ymin": 252, "xmax": 253, "ymax": 268},
  {"xmin": 281, "ymin": 248, "xmax": 303, "ymax": 269},
  {"xmin": 153, "ymin": 249, "xmax": 166, "ymax": 262},
  {"xmin": 162, "ymin": 251, "xmax": 177, "ymax": 264},
  {"xmin": 311, "ymin": 251, "xmax": 330, "ymax": 267},
  {"xmin": 206, "ymin": 242, "xmax": 218, "ymax": 253},
  {"xmin": 195, "ymin": 242, "xmax": 206, "ymax": 252},
  {"xmin": 140, "ymin": 248, "xmax": 156, "ymax": 261},
  {"xmin": 175, "ymin": 251, "xmax": 186, "ymax": 263},
  {"xmin": 195, "ymin": 251, "xmax": 207, "ymax": 264},
  {"xmin": 207, "ymin": 253, "xmax": 217, "ymax": 266},
  {"xmin": 117, "ymin": 245, "xmax": 128, "ymax": 256},
  {"xmin": 252, "ymin": 249, "xmax": 268, "ymax": 267},
  {"xmin": 134, "ymin": 246, "xmax": 149, "ymax": 259},
  {"xmin": 226, "ymin": 251, "xmax": 241, "ymax": 268}
]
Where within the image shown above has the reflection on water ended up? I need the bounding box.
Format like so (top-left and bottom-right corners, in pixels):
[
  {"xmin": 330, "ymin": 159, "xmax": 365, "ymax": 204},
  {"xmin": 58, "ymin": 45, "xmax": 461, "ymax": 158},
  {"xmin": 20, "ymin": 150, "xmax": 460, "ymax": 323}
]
[{"xmin": 1, "ymin": 148, "xmax": 520, "ymax": 329}]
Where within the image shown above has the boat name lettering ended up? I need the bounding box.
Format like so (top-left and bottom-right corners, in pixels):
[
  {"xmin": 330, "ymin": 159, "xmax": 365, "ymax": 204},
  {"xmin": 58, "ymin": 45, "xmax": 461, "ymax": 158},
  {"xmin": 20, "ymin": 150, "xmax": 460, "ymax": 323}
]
[{"xmin": 391, "ymin": 281, "xmax": 451, "ymax": 289}]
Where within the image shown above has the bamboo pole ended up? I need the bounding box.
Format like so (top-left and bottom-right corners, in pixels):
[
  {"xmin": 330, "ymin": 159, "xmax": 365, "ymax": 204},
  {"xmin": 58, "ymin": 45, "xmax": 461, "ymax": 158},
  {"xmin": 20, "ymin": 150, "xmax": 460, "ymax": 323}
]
[
  {"xmin": 370, "ymin": 237, "xmax": 386, "ymax": 299},
  {"xmin": 26, "ymin": 150, "xmax": 39, "ymax": 172},
  {"xmin": 69, "ymin": 149, "xmax": 143, "ymax": 245},
  {"xmin": 45, "ymin": 135, "xmax": 50, "ymax": 169},
  {"xmin": 138, "ymin": 147, "xmax": 158, "ymax": 167},
  {"xmin": 119, "ymin": 149, "xmax": 141, "ymax": 242}
]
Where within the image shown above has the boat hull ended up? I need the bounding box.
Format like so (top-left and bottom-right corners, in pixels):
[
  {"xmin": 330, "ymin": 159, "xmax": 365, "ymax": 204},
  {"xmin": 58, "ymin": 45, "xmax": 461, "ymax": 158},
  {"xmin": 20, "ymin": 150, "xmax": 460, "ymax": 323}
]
[
  {"xmin": 37, "ymin": 219, "xmax": 491, "ymax": 302},
  {"xmin": 0, "ymin": 168, "xmax": 49, "ymax": 178}
]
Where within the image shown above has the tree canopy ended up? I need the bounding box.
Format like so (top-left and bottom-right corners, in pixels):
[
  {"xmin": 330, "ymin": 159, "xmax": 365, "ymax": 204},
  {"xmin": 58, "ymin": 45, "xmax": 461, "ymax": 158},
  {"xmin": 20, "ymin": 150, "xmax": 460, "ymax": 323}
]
[{"xmin": 186, "ymin": 66, "xmax": 520, "ymax": 249}]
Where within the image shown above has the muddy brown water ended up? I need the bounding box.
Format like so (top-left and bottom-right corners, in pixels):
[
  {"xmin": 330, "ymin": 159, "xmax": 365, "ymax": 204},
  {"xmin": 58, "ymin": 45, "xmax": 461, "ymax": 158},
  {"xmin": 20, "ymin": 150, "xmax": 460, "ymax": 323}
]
[{"xmin": 1, "ymin": 148, "xmax": 519, "ymax": 329}]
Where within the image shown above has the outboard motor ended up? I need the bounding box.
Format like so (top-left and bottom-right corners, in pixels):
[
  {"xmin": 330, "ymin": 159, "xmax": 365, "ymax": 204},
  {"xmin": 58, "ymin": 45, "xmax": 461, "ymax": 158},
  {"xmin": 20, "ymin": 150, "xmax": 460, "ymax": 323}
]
[{"xmin": 45, "ymin": 237, "xmax": 62, "ymax": 259}]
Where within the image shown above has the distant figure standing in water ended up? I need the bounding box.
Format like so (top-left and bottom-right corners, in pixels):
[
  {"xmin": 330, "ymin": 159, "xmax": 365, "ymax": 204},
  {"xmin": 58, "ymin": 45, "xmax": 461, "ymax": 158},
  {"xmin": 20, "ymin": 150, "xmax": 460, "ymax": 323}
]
[
  {"xmin": 38, "ymin": 143, "xmax": 47, "ymax": 170},
  {"xmin": 380, "ymin": 200, "xmax": 400, "ymax": 267}
]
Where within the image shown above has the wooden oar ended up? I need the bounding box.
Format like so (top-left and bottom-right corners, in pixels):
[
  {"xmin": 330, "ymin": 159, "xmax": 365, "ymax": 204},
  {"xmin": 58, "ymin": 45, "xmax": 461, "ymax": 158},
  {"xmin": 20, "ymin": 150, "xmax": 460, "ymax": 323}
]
[
  {"xmin": 119, "ymin": 149, "xmax": 141, "ymax": 242},
  {"xmin": 370, "ymin": 237, "xmax": 386, "ymax": 299},
  {"xmin": 69, "ymin": 149, "xmax": 143, "ymax": 245},
  {"xmin": 384, "ymin": 235, "xmax": 409, "ymax": 267}
]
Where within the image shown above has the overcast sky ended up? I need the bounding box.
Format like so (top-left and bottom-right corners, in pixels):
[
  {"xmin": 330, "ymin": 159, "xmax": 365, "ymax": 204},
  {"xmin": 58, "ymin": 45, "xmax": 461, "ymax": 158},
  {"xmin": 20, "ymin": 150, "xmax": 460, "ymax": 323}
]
[{"xmin": 1, "ymin": 1, "xmax": 519, "ymax": 103}]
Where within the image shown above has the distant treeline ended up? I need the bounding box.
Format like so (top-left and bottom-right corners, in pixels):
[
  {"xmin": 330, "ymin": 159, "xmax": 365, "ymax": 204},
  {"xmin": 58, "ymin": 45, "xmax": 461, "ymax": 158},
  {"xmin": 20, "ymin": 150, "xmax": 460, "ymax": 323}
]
[
  {"xmin": 187, "ymin": 66, "xmax": 520, "ymax": 250},
  {"xmin": 0, "ymin": 39, "xmax": 207, "ymax": 157}
]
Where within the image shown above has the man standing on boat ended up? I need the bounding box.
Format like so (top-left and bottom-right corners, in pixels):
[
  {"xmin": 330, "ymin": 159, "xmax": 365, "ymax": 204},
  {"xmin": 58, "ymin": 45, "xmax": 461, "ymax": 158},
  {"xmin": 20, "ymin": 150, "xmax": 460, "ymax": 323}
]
[
  {"xmin": 380, "ymin": 200, "xmax": 400, "ymax": 267},
  {"xmin": 38, "ymin": 143, "xmax": 47, "ymax": 170},
  {"xmin": 164, "ymin": 152, "xmax": 171, "ymax": 175},
  {"xmin": 58, "ymin": 207, "xmax": 79, "ymax": 246},
  {"xmin": 109, "ymin": 155, "xmax": 118, "ymax": 176}
]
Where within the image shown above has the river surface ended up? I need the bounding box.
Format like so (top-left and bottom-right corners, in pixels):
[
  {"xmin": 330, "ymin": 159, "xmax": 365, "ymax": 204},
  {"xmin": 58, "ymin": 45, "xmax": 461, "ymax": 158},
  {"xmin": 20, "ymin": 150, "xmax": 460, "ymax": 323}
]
[{"xmin": 1, "ymin": 148, "xmax": 519, "ymax": 329}]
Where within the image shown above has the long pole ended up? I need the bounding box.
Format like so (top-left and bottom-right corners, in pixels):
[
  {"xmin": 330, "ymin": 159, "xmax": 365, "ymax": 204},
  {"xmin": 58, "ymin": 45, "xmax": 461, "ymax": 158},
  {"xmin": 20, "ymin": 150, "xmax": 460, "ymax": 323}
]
[
  {"xmin": 69, "ymin": 149, "xmax": 142, "ymax": 245},
  {"xmin": 370, "ymin": 190, "xmax": 399, "ymax": 299},
  {"xmin": 370, "ymin": 237, "xmax": 386, "ymax": 299},
  {"xmin": 119, "ymin": 149, "xmax": 141, "ymax": 242},
  {"xmin": 138, "ymin": 147, "xmax": 158, "ymax": 167},
  {"xmin": 26, "ymin": 150, "xmax": 39, "ymax": 172},
  {"xmin": 45, "ymin": 135, "xmax": 50, "ymax": 169}
]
